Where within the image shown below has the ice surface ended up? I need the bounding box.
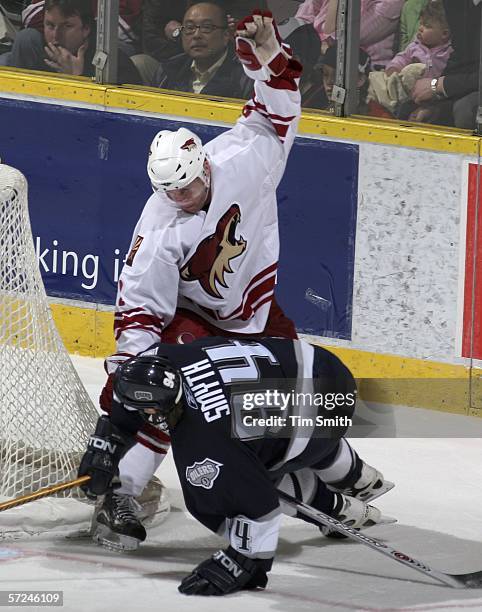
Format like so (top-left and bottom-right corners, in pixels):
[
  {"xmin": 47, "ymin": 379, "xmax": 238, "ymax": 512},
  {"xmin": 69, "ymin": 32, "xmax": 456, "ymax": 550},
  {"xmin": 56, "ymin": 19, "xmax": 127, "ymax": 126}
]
[{"xmin": 0, "ymin": 354, "xmax": 480, "ymax": 612}]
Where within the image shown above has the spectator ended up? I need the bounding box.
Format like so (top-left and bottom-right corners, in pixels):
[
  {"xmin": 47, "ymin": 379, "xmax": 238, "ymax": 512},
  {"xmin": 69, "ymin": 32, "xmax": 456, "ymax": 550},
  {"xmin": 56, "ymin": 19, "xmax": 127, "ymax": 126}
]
[
  {"xmin": 411, "ymin": 0, "xmax": 480, "ymax": 129},
  {"xmin": 153, "ymin": 2, "xmax": 250, "ymax": 99},
  {"xmin": 386, "ymin": 0, "xmax": 452, "ymax": 78},
  {"xmin": 296, "ymin": 0, "xmax": 405, "ymax": 68},
  {"xmin": 141, "ymin": 1, "xmax": 269, "ymax": 64},
  {"xmin": 142, "ymin": 0, "xmax": 187, "ymax": 62},
  {"xmin": 305, "ymin": 43, "xmax": 375, "ymax": 113},
  {"xmin": 21, "ymin": 0, "xmax": 143, "ymax": 57},
  {"xmin": 368, "ymin": 0, "xmax": 452, "ymax": 121},
  {"xmin": 399, "ymin": 0, "xmax": 428, "ymax": 50},
  {"xmin": 277, "ymin": 16, "xmax": 323, "ymax": 104},
  {"xmin": 0, "ymin": 0, "xmax": 142, "ymax": 83}
]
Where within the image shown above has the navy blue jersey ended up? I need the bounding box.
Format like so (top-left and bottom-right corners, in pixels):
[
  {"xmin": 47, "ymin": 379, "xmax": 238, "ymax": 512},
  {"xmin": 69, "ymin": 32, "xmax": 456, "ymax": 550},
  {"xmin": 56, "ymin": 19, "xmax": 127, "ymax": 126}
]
[{"xmin": 136, "ymin": 337, "xmax": 356, "ymax": 560}]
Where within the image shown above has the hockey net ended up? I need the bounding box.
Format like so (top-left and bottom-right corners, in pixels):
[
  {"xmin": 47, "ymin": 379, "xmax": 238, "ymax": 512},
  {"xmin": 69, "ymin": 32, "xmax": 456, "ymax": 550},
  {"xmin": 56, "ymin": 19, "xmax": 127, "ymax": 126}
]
[
  {"xmin": 0, "ymin": 164, "xmax": 170, "ymax": 539},
  {"xmin": 0, "ymin": 163, "xmax": 100, "ymax": 538}
]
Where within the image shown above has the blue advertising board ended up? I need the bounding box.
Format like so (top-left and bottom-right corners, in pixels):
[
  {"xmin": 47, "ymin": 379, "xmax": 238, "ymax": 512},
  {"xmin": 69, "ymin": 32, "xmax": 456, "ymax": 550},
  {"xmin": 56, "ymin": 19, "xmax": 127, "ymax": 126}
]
[{"xmin": 0, "ymin": 97, "xmax": 358, "ymax": 339}]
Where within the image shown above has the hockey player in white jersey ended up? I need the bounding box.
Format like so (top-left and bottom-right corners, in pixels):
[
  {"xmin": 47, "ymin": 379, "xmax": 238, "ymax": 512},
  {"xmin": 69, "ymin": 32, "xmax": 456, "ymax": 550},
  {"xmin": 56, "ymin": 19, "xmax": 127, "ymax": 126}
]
[
  {"xmin": 93, "ymin": 10, "xmax": 393, "ymax": 552},
  {"xmin": 94, "ymin": 10, "xmax": 305, "ymax": 548}
]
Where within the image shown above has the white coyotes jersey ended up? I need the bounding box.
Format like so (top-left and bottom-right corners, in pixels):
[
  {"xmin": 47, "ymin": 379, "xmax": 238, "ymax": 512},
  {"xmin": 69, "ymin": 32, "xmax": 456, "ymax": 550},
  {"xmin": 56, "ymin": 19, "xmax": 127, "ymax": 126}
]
[{"xmin": 115, "ymin": 73, "xmax": 301, "ymax": 357}]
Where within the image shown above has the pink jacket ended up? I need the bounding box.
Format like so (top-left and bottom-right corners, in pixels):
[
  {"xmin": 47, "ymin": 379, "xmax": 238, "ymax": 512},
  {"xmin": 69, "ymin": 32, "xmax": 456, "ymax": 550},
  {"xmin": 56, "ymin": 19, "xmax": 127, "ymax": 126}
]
[
  {"xmin": 296, "ymin": 0, "xmax": 405, "ymax": 66},
  {"xmin": 386, "ymin": 38, "xmax": 453, "ymax": 79}
]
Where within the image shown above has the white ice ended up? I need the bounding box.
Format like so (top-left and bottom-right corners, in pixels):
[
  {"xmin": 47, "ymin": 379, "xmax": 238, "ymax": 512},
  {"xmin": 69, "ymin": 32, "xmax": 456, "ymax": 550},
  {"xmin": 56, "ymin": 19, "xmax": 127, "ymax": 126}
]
[{"xmin": 0, "ymin": 354, "xmax": 481, "ymax": 612}]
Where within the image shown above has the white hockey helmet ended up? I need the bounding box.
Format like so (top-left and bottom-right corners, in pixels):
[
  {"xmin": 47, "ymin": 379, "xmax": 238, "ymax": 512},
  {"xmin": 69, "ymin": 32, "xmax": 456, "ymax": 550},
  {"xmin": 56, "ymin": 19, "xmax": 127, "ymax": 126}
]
[{"xmin": 147, "ymin": 128, "xmax": 206, "ymax": 192}]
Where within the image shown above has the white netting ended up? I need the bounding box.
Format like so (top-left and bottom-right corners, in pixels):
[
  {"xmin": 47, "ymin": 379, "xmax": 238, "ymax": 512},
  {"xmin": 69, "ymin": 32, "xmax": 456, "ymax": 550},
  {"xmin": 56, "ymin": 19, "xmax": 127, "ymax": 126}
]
[{"xmin": 0, "ymin": 164, "xmax": 99, "ymax": 536}]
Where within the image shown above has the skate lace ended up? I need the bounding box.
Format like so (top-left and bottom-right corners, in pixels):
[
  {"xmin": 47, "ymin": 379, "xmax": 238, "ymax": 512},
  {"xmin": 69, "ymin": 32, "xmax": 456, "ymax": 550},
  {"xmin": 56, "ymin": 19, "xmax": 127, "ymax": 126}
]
[{"xmin": 113, "ymin": 495, "xmax": 140, "ymax": 523}]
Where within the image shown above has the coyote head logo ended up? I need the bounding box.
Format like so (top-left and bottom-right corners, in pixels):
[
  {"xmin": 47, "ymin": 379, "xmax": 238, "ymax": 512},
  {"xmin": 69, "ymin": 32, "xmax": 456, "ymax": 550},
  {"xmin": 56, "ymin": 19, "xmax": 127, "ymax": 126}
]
[
  {"xmin": 180, "ymin": 138, "xmax": 196, "ymax": 151},
  {"xmin": 180, "ymin": 204, "xmax": 247, "ymax": 299}
]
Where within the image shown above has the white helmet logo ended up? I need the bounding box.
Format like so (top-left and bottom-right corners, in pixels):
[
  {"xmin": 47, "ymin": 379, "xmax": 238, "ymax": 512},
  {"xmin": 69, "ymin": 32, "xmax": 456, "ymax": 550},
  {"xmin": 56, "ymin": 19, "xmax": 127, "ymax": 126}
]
[
  {"xmin": 180, "ymin": 138, "xmax": 196, "ymax": 152},
  {"xmin": 134, "ymin": 390, "xmax": 153, "ymax": 401}
]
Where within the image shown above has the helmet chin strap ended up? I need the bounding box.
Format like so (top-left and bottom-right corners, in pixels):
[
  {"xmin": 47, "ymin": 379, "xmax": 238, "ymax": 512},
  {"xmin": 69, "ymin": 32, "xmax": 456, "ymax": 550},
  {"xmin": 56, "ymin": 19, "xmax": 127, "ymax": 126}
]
[{"xmin": 200, "ymin": 163, "xmax": 212, "ymax": 207}]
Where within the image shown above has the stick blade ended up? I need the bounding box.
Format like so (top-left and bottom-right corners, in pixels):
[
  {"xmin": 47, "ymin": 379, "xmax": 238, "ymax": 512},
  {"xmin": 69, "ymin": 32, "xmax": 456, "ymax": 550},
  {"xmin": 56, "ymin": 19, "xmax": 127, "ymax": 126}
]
[{"xmin": 452, "ymin": 570, "xmax": 482, "ymax": 589}]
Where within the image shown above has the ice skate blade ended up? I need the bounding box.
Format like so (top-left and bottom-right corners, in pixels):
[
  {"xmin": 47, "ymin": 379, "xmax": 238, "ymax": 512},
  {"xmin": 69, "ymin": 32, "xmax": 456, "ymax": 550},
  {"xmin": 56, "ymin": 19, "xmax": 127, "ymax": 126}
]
[
  {"xmin": 93, "ymin": 524, "xmax": 141, "ymax": 552},
  {"xmin": 379, "ymin": 514, "xmax": 397, "ymax": 525},
  {"xmin": 322, "ymin": 512, "xmax": 397, "ymax": 538},
  {"xmin": 328, "ymin": 480, "xmax": 395, "ymax": 503},
  {"xmin": 361, "ymin": 481, "xmax": 395, "ymax": 503}
]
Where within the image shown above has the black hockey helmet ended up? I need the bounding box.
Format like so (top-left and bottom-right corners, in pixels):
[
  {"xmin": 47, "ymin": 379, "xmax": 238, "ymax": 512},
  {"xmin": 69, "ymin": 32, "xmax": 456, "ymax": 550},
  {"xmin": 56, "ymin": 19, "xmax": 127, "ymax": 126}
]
[{"xmin": 113, "ymin": 355, "xmax": 182, "ymax": 415}]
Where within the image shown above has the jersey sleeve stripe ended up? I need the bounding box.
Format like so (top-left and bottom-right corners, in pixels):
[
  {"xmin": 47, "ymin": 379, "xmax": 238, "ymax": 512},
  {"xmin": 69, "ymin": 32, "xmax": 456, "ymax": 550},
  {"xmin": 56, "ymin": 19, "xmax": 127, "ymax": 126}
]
[
  {"xmin": 135, "ymin": 432, "xmax": 170, "ymax": 454},
  {"xmin": 114, "ymin": 312, "xmax": 164, "ymax": 339}
]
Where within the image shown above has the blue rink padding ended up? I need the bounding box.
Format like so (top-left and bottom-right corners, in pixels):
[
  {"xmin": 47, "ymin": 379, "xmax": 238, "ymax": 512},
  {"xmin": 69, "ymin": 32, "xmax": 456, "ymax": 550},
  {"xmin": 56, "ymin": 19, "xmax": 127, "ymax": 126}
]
[{"xmin": 0, "ymin": 96, "xmax": 358, "ymax": 339}]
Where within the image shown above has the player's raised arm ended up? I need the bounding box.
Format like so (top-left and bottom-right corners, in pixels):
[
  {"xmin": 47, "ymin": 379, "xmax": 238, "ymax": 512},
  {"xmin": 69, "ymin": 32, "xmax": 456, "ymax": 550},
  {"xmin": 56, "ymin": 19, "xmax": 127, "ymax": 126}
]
[{"xmin": 235, "ymin": 10, "xmax": 302, "ymax": 162}]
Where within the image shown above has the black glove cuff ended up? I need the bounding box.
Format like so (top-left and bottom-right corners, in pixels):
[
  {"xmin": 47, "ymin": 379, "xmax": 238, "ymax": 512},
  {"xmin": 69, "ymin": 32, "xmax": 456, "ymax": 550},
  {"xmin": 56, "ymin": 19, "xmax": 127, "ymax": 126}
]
[
  {"xmin": 224, "ymin": 547, "xmax": 270, "ymax": 589},
  {"xmin": 225, "ymin": 546, "xmax": 270, "ymax": 571}
]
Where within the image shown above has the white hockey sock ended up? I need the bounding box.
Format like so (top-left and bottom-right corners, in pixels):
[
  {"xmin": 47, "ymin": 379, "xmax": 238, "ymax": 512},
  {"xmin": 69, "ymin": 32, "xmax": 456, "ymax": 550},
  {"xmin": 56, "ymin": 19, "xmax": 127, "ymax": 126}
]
[
  {"xmin": 117, "ymin": 443, "xmax": 167, "ymax": 497},
  {"xmin": 313, "ymin": 438, "xmax": 356, "ymax": 484}
]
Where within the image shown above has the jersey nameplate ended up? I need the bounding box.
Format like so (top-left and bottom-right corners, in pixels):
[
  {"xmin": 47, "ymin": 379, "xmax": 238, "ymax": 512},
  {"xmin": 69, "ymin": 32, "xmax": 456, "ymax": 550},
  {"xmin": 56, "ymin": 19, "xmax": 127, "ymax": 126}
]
[{"xmin": 180, "ymin": 359, "xmax": 230, "ymax": 422}]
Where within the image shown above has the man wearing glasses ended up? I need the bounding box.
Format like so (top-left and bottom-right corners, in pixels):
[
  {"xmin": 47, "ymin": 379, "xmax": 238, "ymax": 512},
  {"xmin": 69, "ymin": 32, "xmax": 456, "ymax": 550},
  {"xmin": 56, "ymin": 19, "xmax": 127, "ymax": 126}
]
[{"xmin": 153, "ymin": 2, "xmax": 250, "ymax": 98}]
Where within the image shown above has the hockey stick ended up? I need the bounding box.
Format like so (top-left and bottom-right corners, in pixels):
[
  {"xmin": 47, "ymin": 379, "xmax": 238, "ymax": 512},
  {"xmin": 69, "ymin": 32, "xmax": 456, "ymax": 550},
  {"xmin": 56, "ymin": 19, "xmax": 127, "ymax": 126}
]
[
  {"xmin": 0, "ymin": 475, "xmax": 91, "ymax": 513},
  {"xmin": 279, "ymin": 491, "xmax": 482, "ymax": 588}
]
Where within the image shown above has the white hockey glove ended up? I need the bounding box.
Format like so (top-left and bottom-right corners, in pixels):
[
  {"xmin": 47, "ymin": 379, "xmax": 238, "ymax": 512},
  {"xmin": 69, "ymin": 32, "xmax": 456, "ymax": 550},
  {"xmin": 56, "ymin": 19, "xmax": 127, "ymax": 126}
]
[{"xmin": 235, "ymin": 10, "xmax": 291, "ymax": 79}]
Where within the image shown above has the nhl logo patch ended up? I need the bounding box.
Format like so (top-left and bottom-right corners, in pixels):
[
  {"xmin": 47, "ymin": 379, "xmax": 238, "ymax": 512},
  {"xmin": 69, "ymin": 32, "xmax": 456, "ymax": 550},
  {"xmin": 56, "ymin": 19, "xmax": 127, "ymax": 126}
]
[{"xmin": 186, "ymin": 458, "xmax": 223, "ymax": 490}]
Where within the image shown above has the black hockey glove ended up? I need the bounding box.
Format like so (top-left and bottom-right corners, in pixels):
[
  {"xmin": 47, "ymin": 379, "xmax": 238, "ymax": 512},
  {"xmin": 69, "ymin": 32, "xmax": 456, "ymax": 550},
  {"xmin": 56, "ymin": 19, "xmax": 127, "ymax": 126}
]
[
  {"xmin": 78, "ymin": 416, "xmax": 133, "ymax": 500},
  {"xmin": 178, "ymin": 547, "xmax": 269, "ymax": 596}
]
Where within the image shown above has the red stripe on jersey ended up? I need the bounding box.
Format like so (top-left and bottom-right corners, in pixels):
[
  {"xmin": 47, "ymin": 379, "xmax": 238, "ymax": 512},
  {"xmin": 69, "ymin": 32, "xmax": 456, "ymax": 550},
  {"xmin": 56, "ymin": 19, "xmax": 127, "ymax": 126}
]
[
  {"xmin": 236, "ymin": 275, "xmax": 276, "ymax": 320},
  {"xmin": 114, "ymin": 306, "xmax": 146, "ymax": 317},
  {"xmin": 198, "ymin": 263, "xmax": 277, "ymax": 322},
  {"xmin": 134, "ymin": 434, "xmax": 169, "ymax": 454},
  {"xmin": 266, "ymin": 59, "xmax": 302, "ymax": 92},
  {"xmin": 227, "ymin": 262, "xmax": 277, "ymax": 317},
  {"xmin": 273, "ymin": 123, "xmax": 289, "ymax": 139},
  {"xmin": 114, "ymin": 325, "xmax": 162, "ymax": 341},
  {"xmin": 266, "ymin": 74, "xmax": 299, "ymax": 92},
  {"xmin": 114, "ymin": 312, "xmax": 164, "ymax": 340},
  {"xmin": 243, "ymin": 97, "xmax": 295, "ymax": 141},
  {"xmin": 140, "ymin": 421, "xmax": 171, "ymax": 444},
  {"xmin": 252, "ymin": 99, "xmax": 295, "ymax": 123},
  {"xmin": 114, "ymin": 313, "xmax": 164, "ymax": 328}
]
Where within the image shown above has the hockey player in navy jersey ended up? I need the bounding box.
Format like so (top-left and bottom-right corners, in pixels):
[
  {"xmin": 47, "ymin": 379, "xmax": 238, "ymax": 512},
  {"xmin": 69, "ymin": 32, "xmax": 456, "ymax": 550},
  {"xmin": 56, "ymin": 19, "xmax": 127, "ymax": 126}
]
[
  {"xmin": 93, "ymin": 9, "xmax": 305, "ymax": 547},
  {"xmin": 79, "ymin": 337, "xmax": 394, "ymax": 596}
]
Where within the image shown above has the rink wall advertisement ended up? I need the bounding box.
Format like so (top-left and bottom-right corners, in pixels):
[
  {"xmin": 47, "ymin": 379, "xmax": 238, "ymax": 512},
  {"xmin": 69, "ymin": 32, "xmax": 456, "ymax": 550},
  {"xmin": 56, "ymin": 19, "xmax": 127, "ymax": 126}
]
[
  {"xmin": 0, "ymin": 96, "xmax": 359, "ymax": 340},
  {"xmin": 0, "ymin": 93, "xmax": 480, "ymax": 377}
]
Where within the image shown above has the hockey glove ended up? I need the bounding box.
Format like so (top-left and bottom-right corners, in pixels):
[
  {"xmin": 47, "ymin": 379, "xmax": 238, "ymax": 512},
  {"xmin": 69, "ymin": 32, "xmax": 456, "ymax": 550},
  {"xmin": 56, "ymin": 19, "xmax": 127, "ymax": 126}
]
[
  {"xmin": 78, "ymin": 416, "xmax": 134, "ymax": 500},
  {"xmin": 178, "ymin": 547, "xmax": 269, "ymax": 596},
  {"xmin": 235, "ymin": 10, "xmax": 290, "ymax": 78}
]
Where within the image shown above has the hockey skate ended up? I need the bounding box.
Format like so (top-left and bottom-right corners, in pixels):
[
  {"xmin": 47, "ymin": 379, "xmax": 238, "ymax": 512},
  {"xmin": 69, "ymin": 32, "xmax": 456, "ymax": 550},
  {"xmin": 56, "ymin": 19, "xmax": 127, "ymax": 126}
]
[
  {"xmin": 322, "ymin": 464, "xmax": 394, "ymax": 538},
  {"xmin": 93, "ymin": 492, "xmax": 147, "ymax": 552},
  {"xmin": 320, "ymin": 493, "xmax": 396, "ymax": 537},
  {"xmin": 91, "ymin": 476, "xmax": 170, "ymax": 551},
  {"xmin": 328, "ymin": 462, "xmax": 394, "ymax": 503}
]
